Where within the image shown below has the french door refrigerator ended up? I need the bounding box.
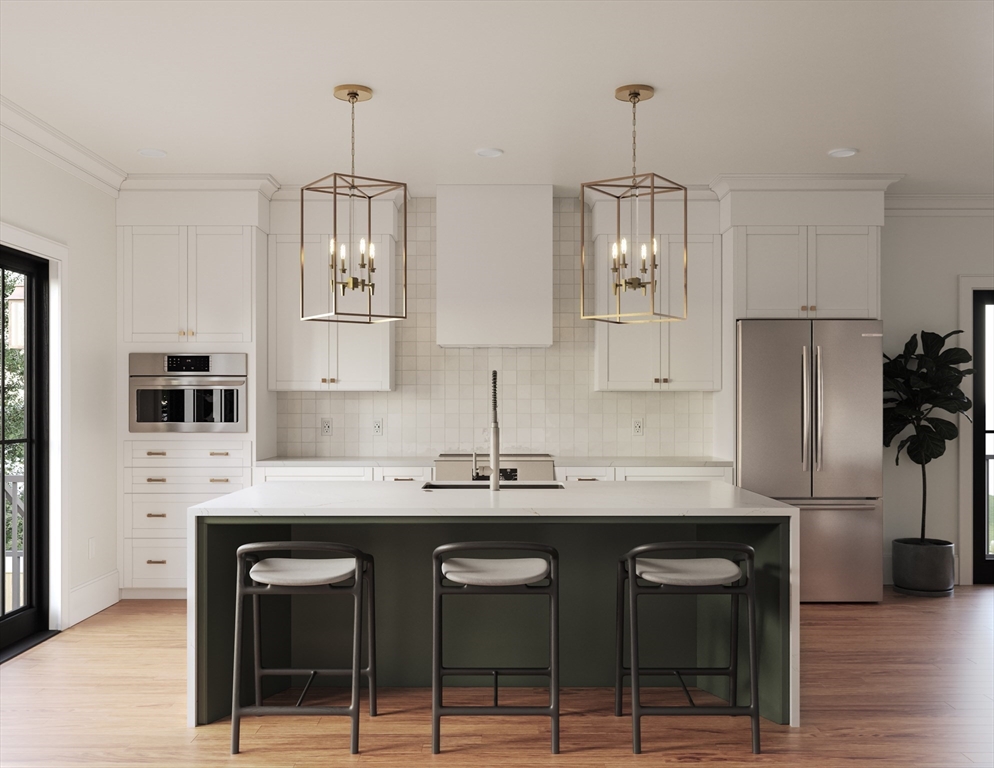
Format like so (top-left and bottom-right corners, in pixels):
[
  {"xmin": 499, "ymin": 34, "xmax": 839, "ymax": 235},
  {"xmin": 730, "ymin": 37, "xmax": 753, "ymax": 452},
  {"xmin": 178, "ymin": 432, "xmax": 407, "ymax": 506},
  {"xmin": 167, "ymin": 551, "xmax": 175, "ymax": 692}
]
[{"xmin": 737, "ymin": 320, "xmax": 883, "ymax": 602}]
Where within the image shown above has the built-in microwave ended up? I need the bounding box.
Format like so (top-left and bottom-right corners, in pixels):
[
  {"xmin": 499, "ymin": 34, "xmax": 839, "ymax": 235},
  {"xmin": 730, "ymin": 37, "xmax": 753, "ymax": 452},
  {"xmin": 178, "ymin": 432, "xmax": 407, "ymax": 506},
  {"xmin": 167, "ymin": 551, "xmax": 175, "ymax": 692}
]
[{"xmin": 128, "ymin": 353, "xmax": 247, "ymax": 433}]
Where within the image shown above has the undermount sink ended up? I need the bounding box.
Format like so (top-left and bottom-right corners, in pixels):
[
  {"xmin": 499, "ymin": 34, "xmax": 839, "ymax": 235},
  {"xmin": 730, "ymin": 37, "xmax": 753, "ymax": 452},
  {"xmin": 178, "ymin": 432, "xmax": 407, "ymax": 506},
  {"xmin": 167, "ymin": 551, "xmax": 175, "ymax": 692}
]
[{"xmin": 421, "ymin": 482, "xmax": 565, "ymax": 491}]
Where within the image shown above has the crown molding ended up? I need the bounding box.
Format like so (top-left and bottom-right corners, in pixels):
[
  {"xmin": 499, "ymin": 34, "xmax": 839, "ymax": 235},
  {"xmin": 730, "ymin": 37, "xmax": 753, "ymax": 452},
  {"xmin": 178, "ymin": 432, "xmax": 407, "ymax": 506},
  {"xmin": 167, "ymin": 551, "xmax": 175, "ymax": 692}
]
[
  {"xmin": 0, "ymin": 95, "xmax": 126, "ymax": 198},
  {"xmin": 709, "ymin": 173, "xmax": 905, "ymax": 199},
  {"xmin": 884, "ymin": 194, "xmax": 994, "ymax": 217},
  {"xmin": 121, "ymin": 174, "xmax": 281, "ymax": 200}
]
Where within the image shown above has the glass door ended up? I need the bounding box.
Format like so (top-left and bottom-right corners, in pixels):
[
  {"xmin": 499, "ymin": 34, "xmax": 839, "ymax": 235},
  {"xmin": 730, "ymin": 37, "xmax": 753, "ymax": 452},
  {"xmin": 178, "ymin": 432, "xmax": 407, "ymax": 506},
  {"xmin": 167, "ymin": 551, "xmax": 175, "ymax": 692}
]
[
  {"xmin": 0, "ymin": 245, "xmax": 49, "ymax": 656},
  {"xmin": 974, "ymin": 290, "xmax": 994, "ymax": 584}
]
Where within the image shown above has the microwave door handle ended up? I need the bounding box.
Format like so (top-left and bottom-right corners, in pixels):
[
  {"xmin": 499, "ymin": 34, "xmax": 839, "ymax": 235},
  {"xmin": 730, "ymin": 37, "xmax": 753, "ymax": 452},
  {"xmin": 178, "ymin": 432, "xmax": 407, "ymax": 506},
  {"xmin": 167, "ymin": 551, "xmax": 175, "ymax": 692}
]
[{"xmin": 801, "ymin": 345, "xmax": 809, "ymax": 472}]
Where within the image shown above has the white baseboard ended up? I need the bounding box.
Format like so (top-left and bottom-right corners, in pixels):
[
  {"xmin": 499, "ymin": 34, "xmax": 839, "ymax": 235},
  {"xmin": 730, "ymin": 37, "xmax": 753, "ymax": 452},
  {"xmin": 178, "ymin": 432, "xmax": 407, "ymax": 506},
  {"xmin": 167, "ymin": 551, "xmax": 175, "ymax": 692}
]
[
  {"xmin": 120, "ymin": 588, "xmax": 186, "ymax": 600},
  {"xmin": 883, "ymin": 554, "xmax": 961, "ymax": 586},
  {"xmin": 68, "ymin": 570, "xmax": 120, "ymax": 626}
]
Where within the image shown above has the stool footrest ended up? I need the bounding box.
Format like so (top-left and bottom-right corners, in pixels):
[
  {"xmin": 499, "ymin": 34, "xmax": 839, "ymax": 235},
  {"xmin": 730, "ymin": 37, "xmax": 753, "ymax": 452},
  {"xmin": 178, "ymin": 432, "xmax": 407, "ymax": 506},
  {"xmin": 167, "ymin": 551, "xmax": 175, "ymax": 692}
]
[
  {"xmin": 237, "ymin": 705, "xmax": 355, "ymax": 717},
  {"xmin": 437, "ymin": 705, "xmax": 554, "ymax": 716},
  {"xmin": 440, "ymin": 666, "xmax": 551, "ymax": 677},
  {"xmin": 636, "ymin": 705, "xmax": 756, "ymax": 717},
  {"xmin": 259, "ymin": 667, "xmax": 371, "ymax": 678},
  {"xmin": 620, "ymin": 666, "xmax": 734, "ymax": 677}
]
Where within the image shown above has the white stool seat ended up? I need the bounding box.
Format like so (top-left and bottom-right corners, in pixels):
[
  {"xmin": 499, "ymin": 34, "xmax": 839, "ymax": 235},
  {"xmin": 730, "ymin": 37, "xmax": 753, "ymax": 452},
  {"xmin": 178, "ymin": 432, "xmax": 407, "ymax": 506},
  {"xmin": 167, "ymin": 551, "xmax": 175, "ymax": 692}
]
[
  {"xmin": 250, "ymin": 557, "xmax": 357, "ymax": 587},
  {"xmin": 635, "ymin": 557, "xmax": 742, "ymax": 587},
  {"xmin": 442, "ymin": 557, "xmax": 550, "ymax": 587}
]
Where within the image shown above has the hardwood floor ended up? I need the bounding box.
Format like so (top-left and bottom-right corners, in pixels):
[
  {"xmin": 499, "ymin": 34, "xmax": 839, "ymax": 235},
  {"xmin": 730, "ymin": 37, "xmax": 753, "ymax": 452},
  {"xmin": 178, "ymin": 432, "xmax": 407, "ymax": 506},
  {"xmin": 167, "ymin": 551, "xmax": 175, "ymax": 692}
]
[{"xmin": 1, "ymin": 588, "xmax": 991, "ymax": 767}]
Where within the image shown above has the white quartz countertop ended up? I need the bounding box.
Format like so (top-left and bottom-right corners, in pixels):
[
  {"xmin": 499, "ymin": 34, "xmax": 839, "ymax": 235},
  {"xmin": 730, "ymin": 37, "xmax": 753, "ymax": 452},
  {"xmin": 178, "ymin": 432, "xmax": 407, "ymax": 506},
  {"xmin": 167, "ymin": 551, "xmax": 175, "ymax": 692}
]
[
  {"xmin": 190, "ymin": 480, "xmax": 791, "ymax": 518},
  {"xmin": 255, "ymin": 456, "xmax": 734, "ymax": 468}
]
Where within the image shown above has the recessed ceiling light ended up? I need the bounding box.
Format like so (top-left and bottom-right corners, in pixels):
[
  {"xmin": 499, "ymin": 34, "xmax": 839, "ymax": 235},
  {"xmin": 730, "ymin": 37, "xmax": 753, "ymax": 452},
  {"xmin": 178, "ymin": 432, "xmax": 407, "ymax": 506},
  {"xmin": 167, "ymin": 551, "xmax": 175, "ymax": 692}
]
[
  {"xmin": 827, "ymin": 148, "xmax": 858, "ymax": 159},
  {"xmin": 476, "ymin": 148, "xmax": 503, "ymax": 158},
  {"xmin": 137, "ymin": 148, "xmax": 167, "ymax": 158}
]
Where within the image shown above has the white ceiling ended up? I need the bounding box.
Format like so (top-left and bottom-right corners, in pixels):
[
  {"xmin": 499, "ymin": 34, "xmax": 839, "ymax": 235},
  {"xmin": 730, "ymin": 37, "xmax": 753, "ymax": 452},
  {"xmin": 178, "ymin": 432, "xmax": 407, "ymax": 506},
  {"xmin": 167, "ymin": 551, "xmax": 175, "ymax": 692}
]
[{"xmin": 1, "ymin": 0, "xmax": 992, "ymax": 196}]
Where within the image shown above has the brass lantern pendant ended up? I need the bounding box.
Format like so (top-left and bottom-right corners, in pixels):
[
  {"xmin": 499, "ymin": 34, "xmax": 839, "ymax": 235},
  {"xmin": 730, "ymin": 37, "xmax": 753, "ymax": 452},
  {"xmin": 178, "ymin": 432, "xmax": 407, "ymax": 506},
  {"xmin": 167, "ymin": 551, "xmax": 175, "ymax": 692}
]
[
  {"xmin": 580, "ymin": 85, "xmax": 688, "ymax": 324},
  {"xmin": 300, "ymin": 84, "xmax": 408, "ymax": 324}
]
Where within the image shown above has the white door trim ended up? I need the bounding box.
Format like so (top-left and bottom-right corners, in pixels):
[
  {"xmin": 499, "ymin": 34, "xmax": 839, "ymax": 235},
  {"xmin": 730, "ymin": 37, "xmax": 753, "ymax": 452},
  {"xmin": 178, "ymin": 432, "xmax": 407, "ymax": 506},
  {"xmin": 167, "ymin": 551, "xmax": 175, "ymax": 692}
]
[
  {"xmin": 0, "ymin": 221, "xmax": 70, "ymax": 630},
  {"xmin": 957, "ymin": 274, "xmax": 994, "ymax": 586}
]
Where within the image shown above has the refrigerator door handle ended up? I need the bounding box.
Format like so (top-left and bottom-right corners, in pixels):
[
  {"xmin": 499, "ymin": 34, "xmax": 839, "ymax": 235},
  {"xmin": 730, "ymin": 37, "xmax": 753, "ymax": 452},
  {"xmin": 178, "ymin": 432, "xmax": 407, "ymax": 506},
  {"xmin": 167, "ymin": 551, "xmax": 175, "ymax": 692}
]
[
  {"xmin": 815, "ymin": 345, "xmax": 825, "ymax": 471},
  {"xmin": 801, "ymin": 345, "xmax": 810, "ymax": 471}
]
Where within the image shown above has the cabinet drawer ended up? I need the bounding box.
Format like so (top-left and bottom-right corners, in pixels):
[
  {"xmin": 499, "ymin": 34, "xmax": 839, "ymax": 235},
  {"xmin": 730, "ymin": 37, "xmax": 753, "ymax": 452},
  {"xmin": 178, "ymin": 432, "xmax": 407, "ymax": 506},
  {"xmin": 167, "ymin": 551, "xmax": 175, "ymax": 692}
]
[
  {"xmin": 127, "ymin": 441, "xmax": 249, "ymax": 467},
  {"xmin": 261, "ymin": 467, "xmax": 373, "ymax": 482},
  {"xmin": 126, "ymin": 467, "xmax": 250, "ymax": 493},
  {"xmin": 555, "ymin": 467, "xmax": 615, "ymax": 482},
  {"xmin": 374, "ymin": 467, "xmax": 433, "ymax": 482},
  {"xmin": 127, "ymin": 539, "xmax": 187, "ymax": 588},
  {"xmin": 617, "ymin": 466, "xmax": 733, "ymax": 482},
  {"xmin": 126, "ymin": 493, "xmax": 223, "ymax": 537}
]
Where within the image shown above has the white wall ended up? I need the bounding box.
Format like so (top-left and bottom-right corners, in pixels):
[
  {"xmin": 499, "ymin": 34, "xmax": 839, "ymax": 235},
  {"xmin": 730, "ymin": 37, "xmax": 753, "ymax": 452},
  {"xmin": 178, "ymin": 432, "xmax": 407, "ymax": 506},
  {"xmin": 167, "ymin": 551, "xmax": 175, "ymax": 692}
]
[
  {"xmin": 0, "ymin": 137, "xmax": 119, "ymax": 624},
  {"xmin": 880, "ymin": 204, "xmax": 994, "ymax": 582}
]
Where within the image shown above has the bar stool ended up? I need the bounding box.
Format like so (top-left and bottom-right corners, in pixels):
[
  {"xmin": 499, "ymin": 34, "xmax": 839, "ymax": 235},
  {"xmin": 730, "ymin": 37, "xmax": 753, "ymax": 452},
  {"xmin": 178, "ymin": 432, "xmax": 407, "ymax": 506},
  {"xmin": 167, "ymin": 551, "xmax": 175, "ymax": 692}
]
[
  {"xmin": 230, "ymin": 541, "xmax": 376, "ymax": 756},
  {"xmin": 432, "ymin": 541, "xmax": 560, "ymax": 754},
  {"xmin": 615, "ymin": 542, "xmax": 760, "ymax": 754}
]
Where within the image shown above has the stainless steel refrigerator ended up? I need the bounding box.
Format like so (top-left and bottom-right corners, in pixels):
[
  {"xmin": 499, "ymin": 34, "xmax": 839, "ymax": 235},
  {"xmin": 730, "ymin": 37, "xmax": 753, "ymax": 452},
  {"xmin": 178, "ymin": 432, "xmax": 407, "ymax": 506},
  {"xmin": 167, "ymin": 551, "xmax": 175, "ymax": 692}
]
[{"xmin": 737, "ymin": 320, "xmax": 883, "ymax": 602}]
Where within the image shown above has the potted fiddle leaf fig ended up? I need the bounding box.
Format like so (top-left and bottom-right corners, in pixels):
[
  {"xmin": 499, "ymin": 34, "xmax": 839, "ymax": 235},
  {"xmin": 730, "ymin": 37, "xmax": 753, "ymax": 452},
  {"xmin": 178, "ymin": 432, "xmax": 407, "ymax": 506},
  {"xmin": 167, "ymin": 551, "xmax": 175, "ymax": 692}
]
[{"xmin": 883, "ymin": 330, "xmax": 973, "ymax": 597}]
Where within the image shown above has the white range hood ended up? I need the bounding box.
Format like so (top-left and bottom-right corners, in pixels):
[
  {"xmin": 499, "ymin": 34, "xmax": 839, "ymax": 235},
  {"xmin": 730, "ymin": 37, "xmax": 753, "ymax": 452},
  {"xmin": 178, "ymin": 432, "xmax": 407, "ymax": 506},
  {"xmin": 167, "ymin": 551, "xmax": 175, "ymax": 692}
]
[{"xmin": 436, "ymin": 184, "xmax": 553, "ymax": 347}]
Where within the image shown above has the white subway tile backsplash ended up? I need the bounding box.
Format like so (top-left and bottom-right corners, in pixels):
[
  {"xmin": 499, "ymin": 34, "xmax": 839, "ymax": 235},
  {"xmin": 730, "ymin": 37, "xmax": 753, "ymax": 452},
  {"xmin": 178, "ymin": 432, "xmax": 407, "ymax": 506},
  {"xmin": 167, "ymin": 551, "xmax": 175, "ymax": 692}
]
[{"xmin": 276, "ymin": 197, "xmax": 713, "ymax": 458}]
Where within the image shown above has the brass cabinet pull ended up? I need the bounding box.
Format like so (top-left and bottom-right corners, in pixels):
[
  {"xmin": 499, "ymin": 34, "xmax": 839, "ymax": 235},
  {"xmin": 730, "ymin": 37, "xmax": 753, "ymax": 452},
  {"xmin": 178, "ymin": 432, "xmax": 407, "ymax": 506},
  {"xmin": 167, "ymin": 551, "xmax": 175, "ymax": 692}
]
[
  {"xmin": 809, "ymin": 305, "xmax": 817, "ymax": 311},
  {"xmin": 663, "ymin": 377, "xmax": 669, "ymax": 383},
  {"xmin": 146, "ymin": 478, "xmax": 167, "ymax": 483},
  {"xmin": 653, "ymin": 377, "xmax": 660, "ymax": 383},
  {"xmin": 179, "ymin": 330, "xmax": 186, "ymax": 336},
  {"xmin": 576, "ymin": 477, "xmax": 598, "ymax": 481},
  {"xmin": 189, "ymin": 329, "xmax": 195, "ymax": 336},
  {"xmin": 392, "ymin": 477, "xmax": 414, "ymax": 481},
  {"xmin": 801, "ymin": 305, "xmax": 808, "ymax": 311},
  {"xmin": 210, "ymin": 478, "xmax": 229, "ymax": 483},
  {"xmin": 328, "ymin": 377, "xmax": 336, "ymax": 383},
  {"xmin": 146, "ymin": 451, "xmax": 166, "ymax": 456},
  {"xmin": 209, "ymin": 451, "xmax": 229, "ymax": 456},
  {"xmin": 321, "ymin": 377, "xmax": 327, "ymax": 383},
  {"xmin": 655, "ymin": 377, "xmax": 669, "ymax": 383},
  {"xmin": 146, "ymin": 513, "xmax": 168, "ymax": 518},
  {"xmin": 146, "ymin": 559, "xmax": 167, "ymax": 565}
]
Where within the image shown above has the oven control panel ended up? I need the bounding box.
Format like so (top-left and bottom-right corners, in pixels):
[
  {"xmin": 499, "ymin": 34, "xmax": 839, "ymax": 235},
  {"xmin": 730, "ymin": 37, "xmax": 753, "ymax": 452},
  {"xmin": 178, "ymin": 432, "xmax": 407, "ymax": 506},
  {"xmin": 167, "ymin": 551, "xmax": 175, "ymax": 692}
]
[{"xmin": 165, "ymin": 355, "xmax": 211, "ymax": 373}]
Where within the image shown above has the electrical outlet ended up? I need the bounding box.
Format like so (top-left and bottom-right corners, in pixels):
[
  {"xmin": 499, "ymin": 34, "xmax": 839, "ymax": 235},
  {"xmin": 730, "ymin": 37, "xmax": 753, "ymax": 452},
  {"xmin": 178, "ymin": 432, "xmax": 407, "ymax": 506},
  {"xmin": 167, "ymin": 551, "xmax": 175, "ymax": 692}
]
[
  {"xmin": 321, "ymin": 418, "xmax": 332, "ymax": 436},
  {"xmin": 632, "ymin": 418, "xmax": 644, "ymax": 437},
  {"xmin": 372, "ymin": 418, "xmax": 384, "ymax": 437}
]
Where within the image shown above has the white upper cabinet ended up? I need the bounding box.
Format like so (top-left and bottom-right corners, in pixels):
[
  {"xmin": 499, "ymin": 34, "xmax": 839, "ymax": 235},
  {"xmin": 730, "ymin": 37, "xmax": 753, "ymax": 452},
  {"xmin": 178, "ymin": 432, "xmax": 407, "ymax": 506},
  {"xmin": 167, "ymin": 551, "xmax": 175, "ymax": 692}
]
[
  {"xmin": 734, "ymin": 225, "xmax": 879, "ymax": 319},
  {"xmin": 595, "ymin": 235, "xmax": 721, "ymax": 391},
  {"xmin": 268, "ymin": 234, "xmax": 394, "ymax": 392},
  {"xmin": 122, "ymin": 225, "xmax": 253, "ymax": 342}
]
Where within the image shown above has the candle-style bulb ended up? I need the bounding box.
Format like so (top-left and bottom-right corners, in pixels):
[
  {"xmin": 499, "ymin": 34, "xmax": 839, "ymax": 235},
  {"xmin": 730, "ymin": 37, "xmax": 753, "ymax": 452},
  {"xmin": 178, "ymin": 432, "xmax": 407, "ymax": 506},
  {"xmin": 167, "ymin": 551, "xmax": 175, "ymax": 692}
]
[
  {"xmin": 621, "ymin": 238, "xmax": 627, "ymax": 255},
  {"xmin": 360, "ymin": 237, "xmax": 366, "ymax": 256},
  {"xmin": 641, "ymin": 243, "xmax": 647, "ymax": 260},
  {"xmin": 369, "ymin": 243, "xmax": 375, "ymax": 261},
  {"xmin": 652, "ymin": 237, "xmax": 657, "ymax": 255},
  {"xmin": 340, "ymin": 244, "xmax": 347, "ymax": 266},
  {"xmin": 612, "ymin": 243, "xmax": 618, "ymax": 260},
  {"xmin": 329, "ymin": 237, "xmax": 335, "ymax": 257}
]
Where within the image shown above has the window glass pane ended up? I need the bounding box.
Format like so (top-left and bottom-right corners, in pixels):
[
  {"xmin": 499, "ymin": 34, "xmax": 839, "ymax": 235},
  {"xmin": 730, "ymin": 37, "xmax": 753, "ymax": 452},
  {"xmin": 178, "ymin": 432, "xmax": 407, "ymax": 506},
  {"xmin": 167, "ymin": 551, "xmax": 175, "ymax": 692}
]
[
  {"xmin": 986, "ymin": 304, "xmax": 993, "ymax": 431},
  {"xmin": 987, "ymin": 457, "xmax": 994, "ymax": 558},
  {"xmin": 3, "ymin": 270, "xmax": 27, "ymax": 441},
  {"xmin": 4, "ymin": 444, "xmax": 27, "ymax": 614}
]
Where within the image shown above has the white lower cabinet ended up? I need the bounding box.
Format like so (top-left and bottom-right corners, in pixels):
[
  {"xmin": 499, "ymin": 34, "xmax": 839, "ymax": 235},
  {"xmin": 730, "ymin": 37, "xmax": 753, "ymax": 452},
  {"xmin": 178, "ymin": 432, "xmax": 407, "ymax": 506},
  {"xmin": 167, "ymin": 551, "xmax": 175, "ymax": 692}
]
[
  {"xmin": 259, "ymin": 466, "xmax": 374, "ymax": 482},
  {"xmin": 122, "ymin": 440, "xmax": 250, "ymax": 590},
  {"xmin": 374, "ymin": 467, "xmax": 433, "ymax": 482},
  {"xmin": 616, "ymin": 466, "xmax": 734, "ymax": 483}
]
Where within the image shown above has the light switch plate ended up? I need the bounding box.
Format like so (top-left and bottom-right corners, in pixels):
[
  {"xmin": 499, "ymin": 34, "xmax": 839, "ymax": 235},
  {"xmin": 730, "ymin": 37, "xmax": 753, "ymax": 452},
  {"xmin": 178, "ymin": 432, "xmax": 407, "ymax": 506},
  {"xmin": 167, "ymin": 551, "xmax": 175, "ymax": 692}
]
[
  {"xmin": 632, "ymin": 418, "xmax": 644, "ymax": 437},
  {"xmin": 372, "ymin": 418, "xmax": 384, "ymax": 437},
  {"xmin": 321, "ymin": 418, "xmax": 332, "ymax": 436}
]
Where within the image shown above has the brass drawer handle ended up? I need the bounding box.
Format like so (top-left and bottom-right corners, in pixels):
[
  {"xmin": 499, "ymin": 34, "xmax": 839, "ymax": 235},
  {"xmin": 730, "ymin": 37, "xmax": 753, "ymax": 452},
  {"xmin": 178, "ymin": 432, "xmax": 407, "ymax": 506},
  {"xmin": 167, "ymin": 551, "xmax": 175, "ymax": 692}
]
[
  {"xmin": 576, "ymin": 477, "xmax": 598, "ymax": 481},
  {"xmin": 809, "ymin": 305, "xmax": 816, "ymax": 311},
  {"xmin": 146, "ymin": 451, "xmax": 167, "ymax": 456},
  {"xmin": 146, "ymin": 559, "xmax": 167, "ymax": 565},
  {"xmin": 320, "ymin": 377, "xmax": 338, "ymax": 384},
  {"xmin": 146, "ymin": 513, "xmax": 168, "ymax": 518},
  {"xmin": 392, "ymin": 477, "xmax": 414, "ymax": 481},
  {"xmin": 179, "ymin": 330, "xmax": 186, "ymax": 336},
  {"xmin": 210, "ymin": 478, "xmax": 230, "ymax": 483},
  {"xmin": 209, "ymin": 451, "xmax": 229, "ymax": 456},
  {"xmin": 654, "ymin": 377, "xmax": 669, "ymax": 383},
  {"xmin": 146, "ymin": 478, "xmax": 167, "ymax": 483},
  {"xmin": 801, "ymin": 305, "xmax": 808, "ymax": 311},
  {"xmin": 189, "ymin": 329, "xmax": 195, "ymax": 337}
]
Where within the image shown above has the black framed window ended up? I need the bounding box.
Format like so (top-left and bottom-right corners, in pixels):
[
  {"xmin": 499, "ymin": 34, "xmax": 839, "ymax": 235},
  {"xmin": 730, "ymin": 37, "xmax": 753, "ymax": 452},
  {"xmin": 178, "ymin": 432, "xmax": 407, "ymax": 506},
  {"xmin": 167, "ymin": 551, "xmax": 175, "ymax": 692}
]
[
  {"xmin": 974, "ymin": 289, "xmax": 994, "ymax": 585},
  {"xmin": 0, "ymin": 245, "xmax": 50, "ymax": 658}
]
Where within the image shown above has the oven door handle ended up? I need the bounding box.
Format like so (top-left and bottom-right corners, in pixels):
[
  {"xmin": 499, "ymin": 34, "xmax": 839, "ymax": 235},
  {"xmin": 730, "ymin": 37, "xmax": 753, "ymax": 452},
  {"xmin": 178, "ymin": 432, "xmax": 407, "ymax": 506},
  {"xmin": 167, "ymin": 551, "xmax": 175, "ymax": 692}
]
[{"xmin": 131, "ymin": 377, "xmax": 247, "ymax": 388}]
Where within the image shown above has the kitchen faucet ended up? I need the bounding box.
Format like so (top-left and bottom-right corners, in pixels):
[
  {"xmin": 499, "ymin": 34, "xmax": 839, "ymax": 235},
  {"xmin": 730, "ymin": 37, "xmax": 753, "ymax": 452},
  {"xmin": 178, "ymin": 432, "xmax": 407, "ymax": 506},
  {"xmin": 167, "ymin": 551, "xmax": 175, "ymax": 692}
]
[{"xmin": 469, "ymin": 372, "xmax": 501, "ymax": 489}]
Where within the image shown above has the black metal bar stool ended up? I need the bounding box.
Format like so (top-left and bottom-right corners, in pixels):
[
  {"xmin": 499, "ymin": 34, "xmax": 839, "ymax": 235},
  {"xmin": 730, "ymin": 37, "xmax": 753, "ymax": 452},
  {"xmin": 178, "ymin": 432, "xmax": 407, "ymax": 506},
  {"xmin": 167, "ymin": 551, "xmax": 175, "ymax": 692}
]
[
  {"xmin": 432, "ymin": 541, "xmax": 560, "ymax": 754},
  {"xmin": 230, "ymin": 541, "xmax": 376, "ymax": 756},
  {"xmin": 614, "ymin": 541, "xmax": 760, "ymax": 754}
]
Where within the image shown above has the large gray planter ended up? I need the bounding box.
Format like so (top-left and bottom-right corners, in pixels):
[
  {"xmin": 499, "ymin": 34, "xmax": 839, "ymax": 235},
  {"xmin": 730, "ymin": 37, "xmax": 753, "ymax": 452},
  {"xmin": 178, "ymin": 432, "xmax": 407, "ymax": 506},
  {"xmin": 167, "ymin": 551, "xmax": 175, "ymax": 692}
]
[{"xmin": 892, "ymin": 538, "xmax": 955, "ymax": 597}]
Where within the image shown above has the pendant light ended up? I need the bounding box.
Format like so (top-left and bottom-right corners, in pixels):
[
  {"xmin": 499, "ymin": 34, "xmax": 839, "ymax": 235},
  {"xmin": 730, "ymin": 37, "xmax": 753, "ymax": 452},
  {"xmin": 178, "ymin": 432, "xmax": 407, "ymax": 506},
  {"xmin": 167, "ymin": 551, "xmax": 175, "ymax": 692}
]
[
  {"xmin": 580, "ymin": 85, "xmax": 688, "ymax": 324},
  {"xmin": 300, "ymin": 84, "xmax": 407, "ymax": 324}
]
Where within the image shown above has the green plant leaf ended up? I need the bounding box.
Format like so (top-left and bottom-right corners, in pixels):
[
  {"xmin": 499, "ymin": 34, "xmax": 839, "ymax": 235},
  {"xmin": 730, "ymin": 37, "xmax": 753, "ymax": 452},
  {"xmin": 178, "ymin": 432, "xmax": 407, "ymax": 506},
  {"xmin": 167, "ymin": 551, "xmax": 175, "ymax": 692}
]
[
  {"xmin": 941, "ymin": 329, "xmax": 964, "ymax": 340},
  {"xmin": 920, "ymin": 331, "xmax": 944, "ymax": 359},
  {"xmin": 937, "ymin": 347, "xmax": 972, "ymax": 366},
  {"xmin": 902, "ymin": 335, "xmax": 919, "ymax": 358},
  {"xmin": 905, "ymin": 427, "xmax": 946, "ymax": 465},
  {"xmin": 894, "ymin": 435, "xmax": 913, "ymax": 465},
  {"xmin": 924, "ymin": 416, "xmax": 958, "ymax": 440}
]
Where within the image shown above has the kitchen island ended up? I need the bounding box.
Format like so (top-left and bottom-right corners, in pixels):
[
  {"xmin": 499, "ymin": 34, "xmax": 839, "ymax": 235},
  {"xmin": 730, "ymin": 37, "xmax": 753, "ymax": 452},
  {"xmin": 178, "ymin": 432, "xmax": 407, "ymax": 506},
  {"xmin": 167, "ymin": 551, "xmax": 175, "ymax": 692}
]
[{"xmin": 187, "ymin": 481, "xmax": 799, "ymax": 728}]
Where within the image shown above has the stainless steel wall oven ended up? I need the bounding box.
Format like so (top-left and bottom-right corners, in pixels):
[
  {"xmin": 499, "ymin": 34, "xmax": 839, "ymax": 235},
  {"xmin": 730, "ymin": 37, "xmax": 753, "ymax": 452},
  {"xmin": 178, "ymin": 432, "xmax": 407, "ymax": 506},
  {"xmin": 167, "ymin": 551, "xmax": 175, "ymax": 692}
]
[{"xmin": 129, "ymin": 353, "xmax": 247, "ymax": 433}]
